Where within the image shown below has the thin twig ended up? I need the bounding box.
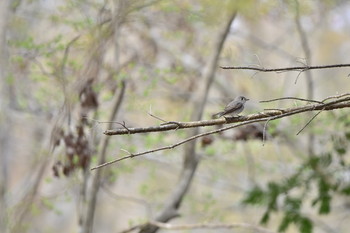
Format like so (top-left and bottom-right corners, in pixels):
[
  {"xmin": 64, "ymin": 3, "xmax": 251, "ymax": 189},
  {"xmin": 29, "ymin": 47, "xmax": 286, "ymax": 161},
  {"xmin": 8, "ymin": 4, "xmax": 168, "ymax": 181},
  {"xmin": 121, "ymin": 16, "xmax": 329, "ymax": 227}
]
[
  {"xmin": 101, "ymin": 184, "xmax": 151, "ymax": 213},
  {"xmin": 57, "ymin": 35, "xmax": 81, "ymax": 126},
  {"xmin": 295, "ymin": 59, "xmax": 307, "ymax": 68},
  {"xmin": 296, "ymin": 109, "xmax": 323, "ymax": 135},
  {"xmin": 148, "ymin": 106, "xmax": 167, "ymax": 123},
  {"xmin": 262, "ymin": 118, "xmax": 272, "ymax": 146},
  {"xmin": 119, "ymin": 223, "xmax": 146, "ymax": 233},
  {"xmin": 148, "ymin": 111, "xmax": 183, "ymax": 129},
  {"xmin": 114, "ymin": 121, "xmax": 130, "ymax": 134},
  {"xmin": 251, "ymin": 71, "xmax": 260, "ymax": 78},
  {"xmin": 220, "ymin": 63, "xmax": 350, "ymax": 72},
  {"xmin": 294, "ymin": 58, "xmax": 307, "ymax": 84},
  {"xmin": 294, "ymin": 70, "xmax": 303, "ymax": 84},
  {"xmin": 254, "ymin": 54, "xmax": 263, "ymax": 68},
  {"xmin": 81, "ymin": 117, "xmax": 131, "ymax": 129},
  {"xmin": 32, "ymin": 58, "xmax": 53, "ymax": 76},
  {"xmin": 120, "ymin": 148, "xmax": 131, "ymax": 155},
  {"xmin": 260, "ymin": 97, "xmax": 323, "ymax": 104},
  {"xmin": 61, "ymin": 35, "xmax": 81, "ymax": 72},
  {"xmin": 322, "ymin": 92, "xmax": 350, "ymax": 102}
]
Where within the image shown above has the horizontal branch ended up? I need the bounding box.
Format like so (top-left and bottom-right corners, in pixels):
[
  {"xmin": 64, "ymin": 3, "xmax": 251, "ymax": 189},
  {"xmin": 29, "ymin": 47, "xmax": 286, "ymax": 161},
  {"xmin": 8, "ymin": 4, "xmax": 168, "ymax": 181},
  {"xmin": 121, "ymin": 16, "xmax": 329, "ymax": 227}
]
[
  {"xmin": 104, "ymin": 96, "xmax": 350, "ymax": 136},
  {"xmin": 119, "ymin": 221, "xmax": 276, "ymax": 233},
  {"xmin": 220, "ymin": 63, "xmax": 350, "ymax": 72},
  {"xmin": 91, "ymin": 96, "xmax": 350, "ymax": 170},
  {"xmin": 149, "ymin": 221, "xmax": 276, "ymax": 232},
  {"xmin": 104, "ymin": 119, "xmax": 223, "ymax": 135},
  {"xmin": 260, "ymin": 96, "xmax": 323, "ymax": 104}
]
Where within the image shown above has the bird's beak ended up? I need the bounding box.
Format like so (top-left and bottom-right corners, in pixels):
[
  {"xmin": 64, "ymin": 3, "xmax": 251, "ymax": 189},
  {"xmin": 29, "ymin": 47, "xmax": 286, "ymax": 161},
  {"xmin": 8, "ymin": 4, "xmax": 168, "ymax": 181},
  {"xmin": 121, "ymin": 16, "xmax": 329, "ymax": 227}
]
[{"xmin": 246, "ymin": 98, "xmax": 250, "ymax": 101}]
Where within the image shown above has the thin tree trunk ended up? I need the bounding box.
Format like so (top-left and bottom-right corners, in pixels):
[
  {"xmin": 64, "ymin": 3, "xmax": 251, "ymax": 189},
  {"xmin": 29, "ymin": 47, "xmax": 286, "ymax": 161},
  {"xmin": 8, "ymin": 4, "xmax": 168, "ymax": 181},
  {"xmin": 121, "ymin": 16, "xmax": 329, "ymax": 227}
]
[{"xmin": 0, "ymin": 1, "xmax": 11, "ymax": 232}]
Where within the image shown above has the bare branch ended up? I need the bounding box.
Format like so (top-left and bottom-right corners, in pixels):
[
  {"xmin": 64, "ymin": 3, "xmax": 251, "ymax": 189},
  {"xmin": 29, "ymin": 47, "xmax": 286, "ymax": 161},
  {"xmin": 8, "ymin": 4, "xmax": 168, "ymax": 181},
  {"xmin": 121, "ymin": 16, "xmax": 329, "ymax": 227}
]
[
  {"xmin": 220, "ymin": 63, "xmax": 350, "ymax": 72},
  {"xmin": 104, "ymin": 96, "xmax": 350, "ymax": 136},
  {"xmin": 114, "ymin": 121, "xmax": 131, "ymax": 134},
  {"xmin": 294, "ymin": 70, "xmax": 303, "ymax": 84},
  {"xmin": 119, "ymin": 224, "xmax": 146, "ymax": 233},
  {"xmin": 148, "ymin": 105, "xmax": 167, "ymax": 123},
  {"xmin": 60, "ymin": 35, "xmax": 81, "ymax": 73},
  {"xmin": 32, "ymin": 58, "xmax": 53, "ymax": 77},
  {"xmin": 296, "ymin": 109, "xmax": 323, "ymax": 135},
  {"xmin": 262, "ymin": 118, "xmax": 272, "ymax": 146},
  {"xmin": 83, "ymin": 80, "xmax": 127, "ymax": 232},
  {"xmin": 322, "ymin": 92, "xmax": 350, "ymax": 102},
  {"xmin": 91, "ymin": 96, "xmax": 350, "ymax": 170},
  {"xmin": 148, "ymin": 114, "xmax": 166, "ymax": 123},
  {"xmin": 119, "ymin": 221, "xmax": 276, "ymax": 233},
  {"xmin": 263, "ymin": 108, "xmax": 286, "ymax": 112},
  {"xmin": 260, "ymin": 97, "xmax": 323, "ymax": 104},
  {"xmin": 148, "ymin": 221, "xmax": 277, "ymax": 233},
  {"xmin": 101, "ymin": 184, "xmax": 151, "ymax": 215},
  {"xmin": 104, "ymin": 119, "xmax": 220, "ymax": 135}
]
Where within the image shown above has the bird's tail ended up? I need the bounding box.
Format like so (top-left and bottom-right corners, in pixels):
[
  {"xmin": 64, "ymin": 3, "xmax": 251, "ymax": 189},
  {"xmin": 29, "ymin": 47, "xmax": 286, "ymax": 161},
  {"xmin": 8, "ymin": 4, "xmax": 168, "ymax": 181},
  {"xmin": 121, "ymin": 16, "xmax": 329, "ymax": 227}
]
[{"xmin": 212, "ymin": 111, "xmax": 224, "ymax": 119}]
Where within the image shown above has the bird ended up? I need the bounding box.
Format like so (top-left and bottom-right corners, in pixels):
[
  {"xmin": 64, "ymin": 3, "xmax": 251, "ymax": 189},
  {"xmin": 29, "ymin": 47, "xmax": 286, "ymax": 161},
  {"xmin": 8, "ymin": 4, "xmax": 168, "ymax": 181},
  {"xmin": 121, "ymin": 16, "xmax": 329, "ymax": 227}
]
[{"xmin": 212, "ymin": 96, "xmax": 249, "ymax": 118}]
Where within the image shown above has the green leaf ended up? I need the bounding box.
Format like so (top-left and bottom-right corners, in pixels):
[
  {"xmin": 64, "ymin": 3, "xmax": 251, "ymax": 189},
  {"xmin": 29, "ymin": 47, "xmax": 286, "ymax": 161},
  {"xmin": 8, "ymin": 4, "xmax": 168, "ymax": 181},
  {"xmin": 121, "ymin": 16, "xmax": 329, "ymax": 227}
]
[
  {"xmin": 319, "ymin": 194, "xmax": 331, "ymax": 214},
  {"xmin": 284, "ymin": 175, "xmax": 299, "ymax": 188},
  {"xmin": 267, "ymin": 182, "xmax": 280, "ymax": 210},
  {"xmin": 260, "ymin": 211, "xmax": 270, "ymax": 224},
  {"xmin": 318, "ymin": 178, "xmax": 331, "ymax": 214},
  {"xmin": 242, "ymin": 186, "xmax": 265, "ymax": 204},
  {"xmin": 319, "ymin": 153, "xmax": 332, "ymax": 167},
  {"xmin": 341, "ymin": 186, "xmax": 350, "ymax": 195},
  {"xmin": 311, "ymin": 197, "xmax": 318, "ymax": 207},
  {"xmin": 267, "ymin": 182, "xmax": 280, "ymax": 193},
  {"xmin": 285, "ymin": 197, "xmax": 301, "ymax": 212},
  {"xmin": 308, "ymin": 156, "xmax": 319, "ymax": 170},
  {"xmin": 299, "ymin": 217, "xmax": 313, "ymax": 233},
  {"xmin": 335, "ymin": 147, "xmax": 346, "ymax": 155},
  {"xmin": 278, "ymin": 214, "xmax": 292, "ymax": 232},
  {"xmin": 319, "ymin": 178, "xmax": 329, "ymax": 193},
  {"xmin": 345, "ymin": 132, "xmax": 350, "ymax": 140}
]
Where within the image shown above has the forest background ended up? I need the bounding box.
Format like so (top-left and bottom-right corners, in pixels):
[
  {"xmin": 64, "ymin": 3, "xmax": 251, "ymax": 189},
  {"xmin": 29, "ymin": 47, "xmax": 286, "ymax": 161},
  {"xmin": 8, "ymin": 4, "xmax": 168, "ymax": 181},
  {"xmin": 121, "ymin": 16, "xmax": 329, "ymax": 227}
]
[{"xmin": 1, "ymin": 0, "xmax": 350, "ymax": 233}]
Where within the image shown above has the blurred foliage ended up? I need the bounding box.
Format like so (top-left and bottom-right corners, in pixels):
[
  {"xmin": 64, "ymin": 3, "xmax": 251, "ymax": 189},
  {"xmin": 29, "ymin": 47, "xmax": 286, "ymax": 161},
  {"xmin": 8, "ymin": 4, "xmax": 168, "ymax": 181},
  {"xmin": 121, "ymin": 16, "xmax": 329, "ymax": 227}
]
[
  {"xmin": 243, "ymin": 112, "xmax": 350, "ymax": 233},
  {"xmin": 3, "ymin": 0, "xmax": 350, "ymax": 232}
]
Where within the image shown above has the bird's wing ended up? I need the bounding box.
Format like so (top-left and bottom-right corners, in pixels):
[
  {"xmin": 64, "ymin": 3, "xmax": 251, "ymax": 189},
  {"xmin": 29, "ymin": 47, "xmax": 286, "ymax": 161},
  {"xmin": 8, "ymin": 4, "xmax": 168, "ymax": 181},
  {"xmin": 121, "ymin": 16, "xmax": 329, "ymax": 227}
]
[{"xmin": 223, "ymin": 101, "xmax": 243, "ymax": 114}]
